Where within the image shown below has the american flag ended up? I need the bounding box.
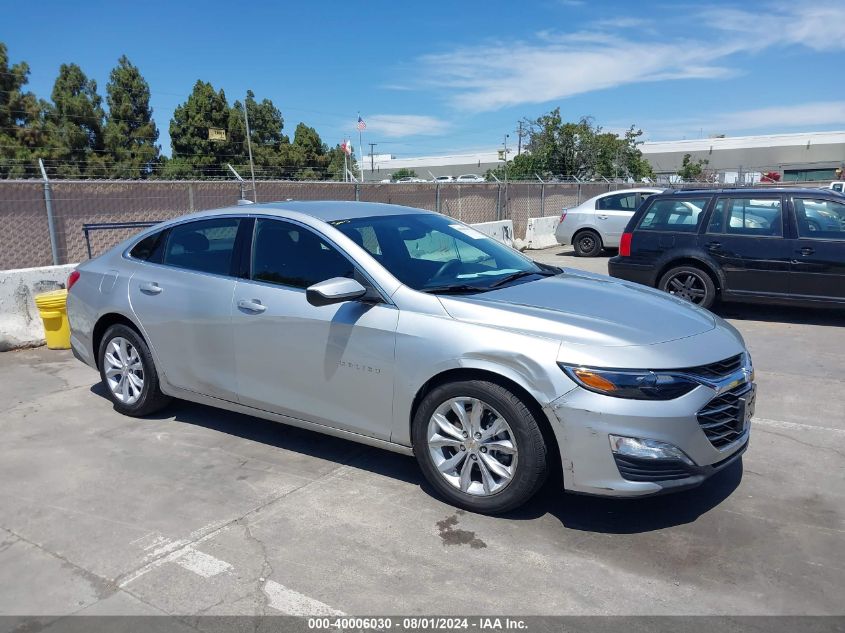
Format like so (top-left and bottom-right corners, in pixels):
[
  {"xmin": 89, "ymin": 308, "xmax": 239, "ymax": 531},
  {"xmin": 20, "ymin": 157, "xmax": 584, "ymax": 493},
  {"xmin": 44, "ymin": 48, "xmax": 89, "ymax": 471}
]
[{"xmin": 356, "ymin": 115, "xmax": 366, "ymax": 131}]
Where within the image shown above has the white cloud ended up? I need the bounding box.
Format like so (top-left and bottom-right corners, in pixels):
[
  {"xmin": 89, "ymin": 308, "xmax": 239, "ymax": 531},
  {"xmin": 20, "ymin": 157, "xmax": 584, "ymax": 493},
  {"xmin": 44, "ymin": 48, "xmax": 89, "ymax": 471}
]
[
  {"xmin": 643, "ymin": 101, "xmax": 845, "ymax": 139},
  {"xmin": 408, "ymin": 3, "xmax": 845, "ymax": 112},
  {"xmin": 365, "ymin": 114, "xmax": 451, "ymax": 137}
]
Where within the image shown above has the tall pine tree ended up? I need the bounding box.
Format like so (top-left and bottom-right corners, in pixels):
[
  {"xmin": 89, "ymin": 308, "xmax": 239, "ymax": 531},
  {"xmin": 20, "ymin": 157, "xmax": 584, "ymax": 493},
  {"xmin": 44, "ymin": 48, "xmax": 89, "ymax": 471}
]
[
  {"xmin": 103, "ymin": 56, "xmax": 159, "ymax": 178},
  {"xmin": 165, "ymin": 80, "xmax": 231, "ymax": 178},
  {"xmin": 46, "ymin": 63, "xmax": 106, "ymax": 177},
  {"xmin": 0, "ymin": 42, "xmax": 48, "ymax": 177}
]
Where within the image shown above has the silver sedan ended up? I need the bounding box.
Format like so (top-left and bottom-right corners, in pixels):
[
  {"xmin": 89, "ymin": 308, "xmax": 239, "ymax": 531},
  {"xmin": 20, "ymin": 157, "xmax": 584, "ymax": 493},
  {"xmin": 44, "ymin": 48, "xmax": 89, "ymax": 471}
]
[{"xmin": 67, "ymin": 202, "xmax": 754, "ymax": 514}]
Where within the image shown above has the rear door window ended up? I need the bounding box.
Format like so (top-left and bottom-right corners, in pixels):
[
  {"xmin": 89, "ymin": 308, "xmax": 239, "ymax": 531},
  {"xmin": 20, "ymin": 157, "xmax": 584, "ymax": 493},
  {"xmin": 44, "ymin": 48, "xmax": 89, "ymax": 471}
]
[
  {"xmin": 708, "ymin": 197, "xmax": 783, "ymax": 236},
  {"xmin": 597, "ymin": 193, "xmax": 639, "ymax": 211},
  {"xmin": 637, "ymin": 198, "xmax": 710, "ymax": 232},
  {"xmin": 130, "ymin": 229, "xmax": 168, "ymax": 263},
  {"xmin": 163, "ymin": 218, "xmax": 241, "ymax": 276}
]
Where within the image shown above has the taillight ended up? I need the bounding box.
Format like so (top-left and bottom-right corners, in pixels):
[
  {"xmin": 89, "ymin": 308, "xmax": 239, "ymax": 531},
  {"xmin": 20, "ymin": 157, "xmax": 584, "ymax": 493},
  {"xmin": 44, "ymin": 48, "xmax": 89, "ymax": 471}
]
[
  {"xmin": 67, "ymin": 270, "xmax": 80, "ymax": 291},
  {"xmin": 619, "ymin": 232, "xmax": 633, "ymax": 257},
  {"xmin": 560, "ymin": 210, "xmax": 568, "ymax": 222}
]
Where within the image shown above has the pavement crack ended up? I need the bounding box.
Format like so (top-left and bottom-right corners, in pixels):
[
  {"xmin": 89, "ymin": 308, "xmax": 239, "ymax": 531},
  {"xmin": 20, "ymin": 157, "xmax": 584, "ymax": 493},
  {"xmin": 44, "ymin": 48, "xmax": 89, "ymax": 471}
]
[
  {"xmin": 758, "ymin": 427, "xmax": 845, "ymax": 459},
  {"xmin": 0, "ymin": 525, "xmax": 118, "ymax": 600},
  {"xmin": 240, "ymin": 520, "xmax": 274, "ymax": 618}
]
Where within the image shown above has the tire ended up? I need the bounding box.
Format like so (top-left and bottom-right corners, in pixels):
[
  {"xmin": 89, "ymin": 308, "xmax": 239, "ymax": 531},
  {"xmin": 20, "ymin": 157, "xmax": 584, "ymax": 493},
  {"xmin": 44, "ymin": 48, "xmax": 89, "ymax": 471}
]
[
  {"xmin": 98, "ymin": 324, "xmax": 171, "ymax": 417},
  {"xmin": 573, "ymin": 230, "xmax": 603, "ymax": 257},
  {"xmin": 412, "ymin": 379, "xmax": 549, "ymax": 514},
  {"xmin": 658, "ymin": 265, "xmax": 717, "ymax": 310}
]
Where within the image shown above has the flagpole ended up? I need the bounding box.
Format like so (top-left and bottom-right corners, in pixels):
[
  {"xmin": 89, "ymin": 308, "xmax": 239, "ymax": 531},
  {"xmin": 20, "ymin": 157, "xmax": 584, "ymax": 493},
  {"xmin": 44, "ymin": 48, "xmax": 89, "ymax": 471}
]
[{"xmin": 358, "ymin": 112, "xmax": 364, "ymax": 183}]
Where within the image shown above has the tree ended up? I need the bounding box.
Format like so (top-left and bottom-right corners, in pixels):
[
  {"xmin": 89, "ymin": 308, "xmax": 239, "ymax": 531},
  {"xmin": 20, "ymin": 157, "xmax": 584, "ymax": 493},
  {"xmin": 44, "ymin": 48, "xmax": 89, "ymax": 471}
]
[
  {"xmin": 0, "ymin": 43, "xmax": 48, "ymax": 177},
  {"xmin": 289, "ymin": 122, "xmax": 329, "ymax": 179},
  {"xmin": 677, "ymin": 153, "xmax": 709, "ymax": 181},
  {"xmin": 391, "ymin": 168, "xmax": 418, "ymax": 181},
  {"xmin": 103, "ymin": 56, "xmax": 159, "ymax": 178},
  {"xmin": 166, "ymin": 80, "xmax": 232, "ymax": 178},
  {"xmin": 45, "ymin": 63, "xmax": 106, "ymax": 177},
  {"xmin": 487, "ymin": 109, "xmax": 653, "ymax": 182},
  {"xmin": 228, "ymin": 90, "xmax": 287, "ymax": 177}
]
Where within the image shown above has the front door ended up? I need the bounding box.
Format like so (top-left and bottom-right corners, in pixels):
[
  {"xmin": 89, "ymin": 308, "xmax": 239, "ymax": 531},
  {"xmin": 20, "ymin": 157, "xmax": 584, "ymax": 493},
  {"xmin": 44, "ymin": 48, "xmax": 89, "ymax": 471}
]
[
  {"xmin": 595, "ymin": 191, "xmax": 641, "ymax": 247},
  {"xmin": 129, "ymin": 217, "xmax": 242, "ymax": 401},
  {"xmin": 789, "ymin": 196, "xmax": 845, "ymax": 300},
  {"xmin": 232, "ymin": 218, "xmax": 398, "ymax": 439},
  {"xmin": 702, "ymin": 195, "xmax": 792, "ymax": 296}
]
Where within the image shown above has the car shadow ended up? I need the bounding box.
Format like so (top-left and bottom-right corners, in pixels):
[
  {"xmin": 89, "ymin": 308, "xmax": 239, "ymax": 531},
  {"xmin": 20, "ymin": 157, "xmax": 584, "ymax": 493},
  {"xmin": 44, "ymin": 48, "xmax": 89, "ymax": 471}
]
[
  {"xmin": 714, "ymin": 302, "xmax": 845, "ymax": 327},
  {"xmin": 504, "ymin": 460, "xmax": 743, "ymax": 533},
  {"xmin": 90, "ymin": 382, "xmax": 742, "ymax": 533}
]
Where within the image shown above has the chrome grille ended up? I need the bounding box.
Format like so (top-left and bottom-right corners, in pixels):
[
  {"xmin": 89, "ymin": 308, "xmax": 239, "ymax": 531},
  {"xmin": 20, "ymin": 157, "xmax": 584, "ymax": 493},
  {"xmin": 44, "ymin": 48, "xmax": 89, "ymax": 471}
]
[
  {"xmin": 697, "ymin": 383, "xmax": 753, "ymax": 449},
  {"xmin": 685, "ymin": 354, "xmax": 744, "ymax": 380}
]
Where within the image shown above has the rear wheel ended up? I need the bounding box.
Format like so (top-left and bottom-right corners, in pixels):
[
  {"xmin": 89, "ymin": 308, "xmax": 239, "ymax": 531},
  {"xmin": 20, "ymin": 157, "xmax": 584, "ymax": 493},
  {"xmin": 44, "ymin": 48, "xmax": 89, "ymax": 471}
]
[
  {"xmin": 99, "ymin": 324, "xmax": 171, "ymax": 417},
  {"xmin": 573, "ymin": 230, "xmax": 603, "ymax": 257},
  {"xmin": 412, "ymin": 380, "xmax": 548, "ymax": 514},
  {"xmin": 659, "ymin": 265, "xmax": 717, "ymax": 309}
]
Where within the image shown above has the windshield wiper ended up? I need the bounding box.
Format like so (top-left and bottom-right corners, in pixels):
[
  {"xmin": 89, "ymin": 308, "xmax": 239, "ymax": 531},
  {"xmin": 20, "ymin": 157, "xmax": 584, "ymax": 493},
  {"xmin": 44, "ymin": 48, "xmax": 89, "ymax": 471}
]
[
  {"xmin": 488, "ymin": 270, "xmax": 557, "ymax": 289},
  {"xmin": 422, "ymin": 284, "xmax": 489, "ymax": 295}
]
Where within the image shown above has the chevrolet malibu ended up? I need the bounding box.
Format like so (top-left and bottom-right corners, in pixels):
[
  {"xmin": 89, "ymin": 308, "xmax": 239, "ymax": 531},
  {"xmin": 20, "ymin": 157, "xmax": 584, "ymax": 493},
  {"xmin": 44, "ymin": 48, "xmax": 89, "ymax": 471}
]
[{"xmin": 67, "ymin": 202, "xmax": 754, "ymax": 514}]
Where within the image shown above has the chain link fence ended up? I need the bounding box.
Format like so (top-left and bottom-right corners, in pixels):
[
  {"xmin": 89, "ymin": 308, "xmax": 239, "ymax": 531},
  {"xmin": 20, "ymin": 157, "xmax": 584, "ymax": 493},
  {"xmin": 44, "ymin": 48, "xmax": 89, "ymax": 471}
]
[{"xmin": 0, "ymin": 178, "xmax": 832, "ymax": 270}]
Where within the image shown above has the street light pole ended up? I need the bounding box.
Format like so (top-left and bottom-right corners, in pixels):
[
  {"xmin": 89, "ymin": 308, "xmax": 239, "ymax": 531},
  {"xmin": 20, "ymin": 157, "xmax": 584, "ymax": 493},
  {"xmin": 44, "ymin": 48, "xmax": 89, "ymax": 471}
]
[{"xmin": 243, "ymin": 97, "xmax": 257, "ymax": 202}]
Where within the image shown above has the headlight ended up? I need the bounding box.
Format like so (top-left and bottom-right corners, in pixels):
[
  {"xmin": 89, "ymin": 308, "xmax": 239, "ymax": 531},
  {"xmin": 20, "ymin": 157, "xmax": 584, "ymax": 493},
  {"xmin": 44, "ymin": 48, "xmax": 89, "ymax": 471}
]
[{"xmin": 559, "ymin": 364, "xmax": 698, "ymax": 400}]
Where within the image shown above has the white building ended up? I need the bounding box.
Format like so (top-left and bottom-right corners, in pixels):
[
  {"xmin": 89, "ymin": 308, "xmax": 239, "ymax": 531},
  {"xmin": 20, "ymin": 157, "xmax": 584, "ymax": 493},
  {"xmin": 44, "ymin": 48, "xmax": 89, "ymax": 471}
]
[{"xmin": 361, "ymin": 131, "xmax": 845, "ymax": 183}]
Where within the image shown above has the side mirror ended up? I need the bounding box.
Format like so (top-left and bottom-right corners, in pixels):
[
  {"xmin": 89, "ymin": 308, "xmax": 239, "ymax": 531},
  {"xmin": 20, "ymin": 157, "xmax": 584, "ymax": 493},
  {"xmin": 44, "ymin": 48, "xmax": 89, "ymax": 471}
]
[{"xmin": 306, "ymin": 277, "xmax": 367, "ymax": 307}]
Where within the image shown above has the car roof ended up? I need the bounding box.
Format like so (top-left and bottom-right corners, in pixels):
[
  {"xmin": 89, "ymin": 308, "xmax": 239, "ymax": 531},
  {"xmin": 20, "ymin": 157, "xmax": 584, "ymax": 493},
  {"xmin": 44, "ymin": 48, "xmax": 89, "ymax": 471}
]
[
  {"xmin": 181, "ymin": 200, "xmax": 437, "ymax": 223},
  {"xmin": 666, "ymin": 187, "xmax": 841, "ymax": 196}
]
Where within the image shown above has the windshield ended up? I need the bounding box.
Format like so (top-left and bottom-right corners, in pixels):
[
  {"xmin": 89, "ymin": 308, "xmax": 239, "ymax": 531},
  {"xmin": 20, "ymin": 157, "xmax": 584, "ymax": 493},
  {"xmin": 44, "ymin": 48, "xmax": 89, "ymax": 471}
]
[{"xmin": 330, "ymin": 213, "xmax": 551, "ymax": 292}]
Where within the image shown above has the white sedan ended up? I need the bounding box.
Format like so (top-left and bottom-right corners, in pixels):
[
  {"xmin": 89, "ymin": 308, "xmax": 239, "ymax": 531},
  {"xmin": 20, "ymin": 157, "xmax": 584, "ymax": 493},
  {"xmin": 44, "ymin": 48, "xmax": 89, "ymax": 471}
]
[{"xmin": 555, "ymin": 188, "xmax": 662, "ymax": 256}]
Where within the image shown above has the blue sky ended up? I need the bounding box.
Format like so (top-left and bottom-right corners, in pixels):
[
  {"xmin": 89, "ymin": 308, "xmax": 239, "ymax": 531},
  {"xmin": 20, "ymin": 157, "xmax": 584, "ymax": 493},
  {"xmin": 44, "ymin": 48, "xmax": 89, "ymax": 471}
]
[{"xmin": 3, "ymin": 0, "xmax": 845, "ymax": 158}]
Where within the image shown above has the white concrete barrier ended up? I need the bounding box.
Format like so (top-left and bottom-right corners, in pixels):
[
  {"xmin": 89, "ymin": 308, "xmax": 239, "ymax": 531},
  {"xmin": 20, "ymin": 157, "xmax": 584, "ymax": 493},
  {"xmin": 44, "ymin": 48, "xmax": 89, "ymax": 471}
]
[
  {"xmin": 0, "ymin": 264, "xmax": 77, "ymax": 351},
  {"xmin": 469, "ymin": 220, "xmax": 514, "ymax": 247},
  {"xmin": 523, "ymin": 215, "xmax": 561, "ymax": 250}
]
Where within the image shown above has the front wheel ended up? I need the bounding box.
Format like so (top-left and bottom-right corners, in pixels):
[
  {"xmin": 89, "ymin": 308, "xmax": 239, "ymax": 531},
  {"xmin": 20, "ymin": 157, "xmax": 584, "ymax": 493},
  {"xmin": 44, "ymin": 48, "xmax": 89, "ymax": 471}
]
[
  {"xmin": 659, "ymin": 265, "xmax": 717, "ymax": 309},
  {"xmin": 412, "ymin": 380, "xmax": 549, "ymax": 514}
]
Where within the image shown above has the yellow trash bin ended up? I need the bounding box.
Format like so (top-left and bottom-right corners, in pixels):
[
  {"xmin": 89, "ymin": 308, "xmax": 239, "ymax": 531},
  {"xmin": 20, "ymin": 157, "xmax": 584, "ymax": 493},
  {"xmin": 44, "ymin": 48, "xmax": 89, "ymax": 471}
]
[{"xmin": 34, "ymin": 289, "xmax": 71, "ymax": 350}]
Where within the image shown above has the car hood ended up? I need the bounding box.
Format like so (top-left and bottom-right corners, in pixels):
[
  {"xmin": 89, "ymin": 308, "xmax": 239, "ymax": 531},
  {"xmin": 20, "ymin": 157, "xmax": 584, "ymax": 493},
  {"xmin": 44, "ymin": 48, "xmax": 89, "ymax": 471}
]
[{"xmin": 437, "ymin": 270, "xmax": 716, "ymax": 348}]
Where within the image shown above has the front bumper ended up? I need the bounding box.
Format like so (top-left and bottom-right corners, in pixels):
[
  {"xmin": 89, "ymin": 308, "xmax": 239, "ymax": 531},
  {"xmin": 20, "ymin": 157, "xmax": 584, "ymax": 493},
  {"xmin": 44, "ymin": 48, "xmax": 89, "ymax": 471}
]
[{"xmin": 550, "ymin": 381, "xmax": 753, "ymax": 497}]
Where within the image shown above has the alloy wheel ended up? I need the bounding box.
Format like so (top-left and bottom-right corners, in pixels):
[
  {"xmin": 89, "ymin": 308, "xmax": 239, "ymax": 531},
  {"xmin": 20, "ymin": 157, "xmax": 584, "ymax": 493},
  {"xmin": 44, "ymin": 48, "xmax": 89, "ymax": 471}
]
[
  {"xmin": 104, "ymin": 336, "xmax": 144, "ymax": 405},
  {"xmin": 426, "ymin": 397, "xmax": 518, "ymax": 496},
  {"xmin": 666, "ymin": 271, "xmax": 707, "ymax": 304}
]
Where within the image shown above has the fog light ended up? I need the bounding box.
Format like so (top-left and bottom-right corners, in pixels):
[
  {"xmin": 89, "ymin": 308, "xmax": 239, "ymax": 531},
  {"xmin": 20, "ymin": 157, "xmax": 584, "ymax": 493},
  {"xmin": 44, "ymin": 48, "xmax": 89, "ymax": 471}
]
[{"xmin": 609, "ymin": 435, "xmax": 694, "ymax": 465}]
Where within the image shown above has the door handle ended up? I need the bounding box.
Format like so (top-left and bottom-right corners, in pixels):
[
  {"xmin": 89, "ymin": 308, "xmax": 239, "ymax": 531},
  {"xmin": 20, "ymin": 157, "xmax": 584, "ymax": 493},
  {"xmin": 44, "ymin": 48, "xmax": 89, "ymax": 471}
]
[
  {"xmin": 139, "ymin": 282, "xmax": 162, "ymax": 295},
  {"xmin": 798, "ymin": 247, "xmax": 814, "ymax": 256},
  {"xmin": 237, "ymin": 299, "xmax": 267, "ymax": 313},
  {"xmin": 707, "ymin": 241, "xmax": 721, "ymax": 250},
  {"xmin": 597, "ymin": 214, "xmax": 609, "ymax": 220}
]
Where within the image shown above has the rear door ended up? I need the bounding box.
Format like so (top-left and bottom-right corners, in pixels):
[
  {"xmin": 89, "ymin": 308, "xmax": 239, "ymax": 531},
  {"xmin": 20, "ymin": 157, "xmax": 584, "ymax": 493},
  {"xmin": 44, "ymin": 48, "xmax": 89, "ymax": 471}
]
[
  {"xmin": 129, "ymin": 216, "xmax": 244, "ymax": 401},
  {"xmin": 702, "ymin": 195, "xmax": 792, "ymax": 296},
  {"xmin": 789, "ymin": 196, "xmax": 845, "ymax": 300},
  {"xmin": 596, "ymin": 191, "xmax": 641, "ymax": 247}
]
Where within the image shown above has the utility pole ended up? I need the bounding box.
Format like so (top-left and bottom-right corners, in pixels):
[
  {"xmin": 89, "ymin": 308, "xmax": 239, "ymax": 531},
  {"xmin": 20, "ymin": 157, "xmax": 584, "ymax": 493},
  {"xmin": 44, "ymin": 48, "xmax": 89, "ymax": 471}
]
[
  {"xmin": 243, "ymin": 97, "xmax": 257, "ymax": 202},
  {"xmin": 517, "ymin": 121, "xmax": 524, "ymax": 156},
  {"xmin": 502, "ymin": 134, "xmax": 509, "ymax": 220},
  {"xmin": 369, "ymin": 143, "xmax": 377, "ymax": 174}
]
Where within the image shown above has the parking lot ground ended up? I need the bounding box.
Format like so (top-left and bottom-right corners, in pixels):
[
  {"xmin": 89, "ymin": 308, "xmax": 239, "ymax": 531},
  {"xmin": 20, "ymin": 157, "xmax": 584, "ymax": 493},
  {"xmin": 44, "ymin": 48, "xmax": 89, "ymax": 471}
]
[{"xmin": 0, "ymin": 248, "xmax": 844, "ymax": 618}]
